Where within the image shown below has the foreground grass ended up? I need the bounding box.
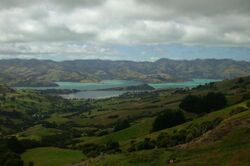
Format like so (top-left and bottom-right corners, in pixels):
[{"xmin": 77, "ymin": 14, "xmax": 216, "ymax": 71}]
[
  {"xmin": 81, "ymin": 117, "xmax": 154, "ymax": 146},
  {"xmin": 79, "ymin": 102, "xmax": 250, "ymax": 166},
  {"xmin": 22, "ymin": 147, "xmax": 86, "ymax": 166}
]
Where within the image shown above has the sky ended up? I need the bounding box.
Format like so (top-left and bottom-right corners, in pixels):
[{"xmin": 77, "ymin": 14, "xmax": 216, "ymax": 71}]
[{"xmin": 0, "ymin": 0, "xmax": 250, "ymax": 61}]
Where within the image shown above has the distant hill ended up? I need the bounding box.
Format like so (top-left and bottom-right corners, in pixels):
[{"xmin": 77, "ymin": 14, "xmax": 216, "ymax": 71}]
[
  {"xmin": 0, "ymin": 84, "xmax": 14, "ymax": 93},
  {"xmin": 101, "ymin": 84, "xmax": 155, "ymax": 91},
  {"xmin": 0, "ymin": 58, "xmax": 250, "ymax": 86}
]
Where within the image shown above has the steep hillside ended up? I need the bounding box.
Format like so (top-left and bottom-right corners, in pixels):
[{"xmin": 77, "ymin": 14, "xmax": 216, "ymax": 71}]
[
  {"xmin": 78, "ymin": 104, "xmax": 250, "ymax": 166},
  {"xmin": 0, "ymin": 86, "xmax": 91, "ymax": 135}
]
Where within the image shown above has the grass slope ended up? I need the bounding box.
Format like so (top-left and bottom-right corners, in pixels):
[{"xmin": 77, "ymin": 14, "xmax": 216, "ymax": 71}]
[
  {"xmin": 77, "ymin": 103, "xmax": 250, "ymax": 166},
  {"xmin": 21, "ymin": 147, "xmax": 86, "ymax": 166},
  {"xmin": 82, "ymin": 117, "xmax": 154, "ymax": 146}
]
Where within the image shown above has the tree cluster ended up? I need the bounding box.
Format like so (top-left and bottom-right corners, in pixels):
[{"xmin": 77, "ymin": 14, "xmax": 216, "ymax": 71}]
[
  {"xmin": 179, "ymin": 92, "xmax": 227, "ymax": 113},
  {"xmin": 152, "ymin": 110, "xmax": 185, "ymax": 132},
  {"xmin": 81, "ymin": 140, "xmax": 120, "ymax": 158},
  {"xmin": 114, "ymin": 119, "xmax": 130, "ymax": 132},
  {"xmin": 0, "ymin": 137, "xmax": 24, "ymax": 166}
]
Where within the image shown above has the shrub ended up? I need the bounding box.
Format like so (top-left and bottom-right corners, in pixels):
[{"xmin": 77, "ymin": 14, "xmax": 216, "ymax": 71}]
[
  {"xmin": 114, "ymin": 119, "xmax": 130, "ymax": 132},
  {"xmin": 95, "ymin": 130, "xmax": 109, "ymax": 136},
  {"xmin": 105, "ymin": 140, "xmax": 120, "ymax": 153},
  {"xmin": 108, "ymin": 115, "xmax": 119, "ymax": 119},
  {"xmin": 243, "ymin": 92, "xmax": 250, "ymax": 100},
  {"xmin": 6, "ymin": 137, "xmax": 24, "ymax": 154},
  {"xmin": 81, "ymin": 143, "xmax": 105, "ymax": 158},
  {"xmin": 204, "ymin": 92, "xmax": 227, "ymax": 111},
  {"xmin": 82, "ymin": 140, "xmax": 120, "ymax": 157},
  {"xmin": 5, "ymin": 158, "xmax": 23, "ymax": 166},
  {"xmin": 152, "ymin": 110, "xmax": 185, "ymax": 132},
  {"xmin": 127, "ymin": 140, "xmax": 136, "ymax": 152},
  {"xmin": 179, "ymin": 92, "xmax": 227, "ymax": 113},
  {"xmin": 19, "ymin": 139, "xmax": 40, "ymax": 150},
  {"xmin": 247, "ymin": 101, "xmax": 250, "ymax": 108},
  {"xmin": 136, "ymin": 138, "xmax": 155, "ymax": 150},
  {"xmin": 41, "ymin": 132, "xmax": 72, "ymax": 147},
  {"xmin": 0, "ymin": 136, "xmax": 42, "ymax": 166},
  {"xmin": 156, "ymin": 133, "xmax": 172, "ymax": 148},
  {"xmin": 179, "ymin": 95, "xmax": 204, "ymax": 113}
]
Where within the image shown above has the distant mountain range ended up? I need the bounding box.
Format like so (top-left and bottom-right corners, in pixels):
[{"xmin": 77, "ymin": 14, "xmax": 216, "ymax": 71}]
[{"xmin": 0, "ymin": 58, "xmax": 249, "ymax": 87}]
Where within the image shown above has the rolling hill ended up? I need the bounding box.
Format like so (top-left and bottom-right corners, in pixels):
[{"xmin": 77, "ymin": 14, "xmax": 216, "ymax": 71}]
[{"xmin": 0, "ymin": 58, "xmax": 250, "ymax": 86}]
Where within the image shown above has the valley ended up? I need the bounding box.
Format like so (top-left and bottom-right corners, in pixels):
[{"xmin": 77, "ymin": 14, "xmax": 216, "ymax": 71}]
[
  {"xmin": 1, "ymin": 75, "xmax": 250, "ymax": 166},
  {"xmin": 1, "ymin": 0, "xmax": 249, "ymax": 165}
]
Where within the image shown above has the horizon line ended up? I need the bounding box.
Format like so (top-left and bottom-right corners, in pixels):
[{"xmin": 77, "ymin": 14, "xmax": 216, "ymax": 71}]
[{"xmin": 0, "ymin": 57, "xmax": 249, "ymax": 63}]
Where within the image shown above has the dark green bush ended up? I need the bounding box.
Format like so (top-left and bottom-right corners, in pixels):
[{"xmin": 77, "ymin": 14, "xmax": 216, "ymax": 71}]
[
  {"xmin": 114, "ymin": 119, "xmax": 130, "ymax": 132},
  {"xmin": 180, "ymin": 92, "xmax": 227, "ymax": 113},
  {"xmin": 204, "ymin": 92, "xmax": 227, "ymax": 111},
  {"xmin": 136, "ymin": 138, "xmax": 155, "ymax": 150},
  {"xmin": 179, "ymin": 95, "xmax": 204, "ymax": 113},
  {"xmin": 243, "ymin": 93, "xmax": 250, "ymax": 100},
  {"xmin": 82, "ymin": 140, "xmax": 120, "ymax": 157},
  {"xmin": 156, "ymin": 133, "xmax": 173, "ymax": 148},
  {"xmin": 0, "ymin": 150, "xmax": 23, "ymax": 166},
  {"xmin": 81, "ymin": 143, "xmax": 105, "ymax": 158},
  {"xmin": 5, "ymin": 158, "xmax": 23, "ymax": 166},
  {"xmin": 152, "ymin": 110, "xmax": 185, "ymax": 132},
  {"xmin": 105, "ymin": 140, "xmax": 120, "ymax": 153},
  {"xmin": 247, "ymin": 101, "xmax": 250, "ymax": 108},
  {"xmin": 95, "ymin": 130, "xmax": 109, "ymax": 136}
]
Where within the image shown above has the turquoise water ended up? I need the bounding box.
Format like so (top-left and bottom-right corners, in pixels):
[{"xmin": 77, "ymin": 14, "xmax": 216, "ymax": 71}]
[
  {"xmin": 55, "ymin": 80, "xmax": 142, "ymax": 90},
  {"xmin": 15, "ymin": 79, "xmax": 221, "ymax": 99},
  {"xmin": 150, "ymin": 79, "xmax": 221, "ymax": 89},
  {"xmin": 15, "ymin": 80, "xmax": 141, "ymax": 90}
]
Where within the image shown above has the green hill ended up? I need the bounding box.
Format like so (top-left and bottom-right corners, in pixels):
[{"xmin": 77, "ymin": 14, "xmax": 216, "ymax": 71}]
[{"xmin": 0, "ymin": 59, "xmax": 250, "ymax": 86}]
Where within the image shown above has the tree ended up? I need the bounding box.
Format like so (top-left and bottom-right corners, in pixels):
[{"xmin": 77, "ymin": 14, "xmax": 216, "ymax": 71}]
[
  {"xmin": 179, "ymin": 92, "xmax": 227, "ymax": 113},
  {"xmin": 156, "ymin": 132, "xmax": 172, "ymax": 148},
  {"xmin": 105, "ymin": 140, "xmax": 120, "ymax": 153},
  {"xmin": 6, "ymin": 137, "xmax": 24, "ymax": 154},
  {"xmin": 136, "ymin": 138, "xmax": 155, "ymax": 150},
  {"xmin": 179, "ymin": 95, "xmax": 204, "ymax": 113},
  {"xmin": 152, "ymin": 110, "xmax": 185, "ymax": 132},
  {"xmin": 203, "ymin": 92, "xmax": 227, "ymax": 111},
  {"xmin": 114, "ymin": 119, "xmax": 130, "ymax": 132}
]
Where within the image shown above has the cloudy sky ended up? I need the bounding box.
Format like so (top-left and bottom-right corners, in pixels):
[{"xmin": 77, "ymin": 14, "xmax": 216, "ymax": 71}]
[{"xmin": 0, "ymin": 0, "xmax": 250, "ymax": 61}]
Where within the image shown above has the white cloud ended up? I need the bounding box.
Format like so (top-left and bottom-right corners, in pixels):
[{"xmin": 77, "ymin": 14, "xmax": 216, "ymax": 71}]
[{"xmin": 0, "ymin": 0, "xmax": 250, "ymax": 59}]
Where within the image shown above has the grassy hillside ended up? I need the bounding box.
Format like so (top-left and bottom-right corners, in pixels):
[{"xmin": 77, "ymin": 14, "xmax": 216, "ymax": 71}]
[
  {"xmin": 77, "ymin": 101, "xmax": 250, "ymax": 166},
  {"xmin": 21, "ymin": 147, "xmax": 86, "ymax": 166},
  {"xmin": 0, "ymin": 87, "xmax": 91, "ymax": 135}
]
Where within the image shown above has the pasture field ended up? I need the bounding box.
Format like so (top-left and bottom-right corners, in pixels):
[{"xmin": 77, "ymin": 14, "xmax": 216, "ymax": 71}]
[{"xmin": 21, "ymin": 147, "xmax": 86, "ymax": 166}]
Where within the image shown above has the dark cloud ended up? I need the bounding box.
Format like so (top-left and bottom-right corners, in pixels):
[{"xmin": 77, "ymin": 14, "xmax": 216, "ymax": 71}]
[
  {"xmin": 135, "ymin": 0, "xmax": 250, "ymax": 16},
  {"xmin": 0, "ymin": 0, "xmax": 105, "ymax": 9}
]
